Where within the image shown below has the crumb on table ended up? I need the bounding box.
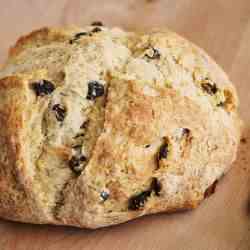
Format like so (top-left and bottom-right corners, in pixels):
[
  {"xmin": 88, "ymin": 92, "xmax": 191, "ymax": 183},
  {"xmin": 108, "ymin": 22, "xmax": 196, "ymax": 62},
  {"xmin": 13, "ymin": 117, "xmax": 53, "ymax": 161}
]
[{"xmin": 241, "ymin": 137, "xmax": 247, "ymax": 144}]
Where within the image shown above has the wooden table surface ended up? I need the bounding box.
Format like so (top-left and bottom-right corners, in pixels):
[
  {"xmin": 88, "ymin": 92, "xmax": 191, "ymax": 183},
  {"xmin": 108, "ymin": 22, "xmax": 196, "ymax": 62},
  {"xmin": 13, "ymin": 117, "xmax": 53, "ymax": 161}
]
[{"xmin": 0, "ymin": 1, "xmax": 250, "ymax": 249}]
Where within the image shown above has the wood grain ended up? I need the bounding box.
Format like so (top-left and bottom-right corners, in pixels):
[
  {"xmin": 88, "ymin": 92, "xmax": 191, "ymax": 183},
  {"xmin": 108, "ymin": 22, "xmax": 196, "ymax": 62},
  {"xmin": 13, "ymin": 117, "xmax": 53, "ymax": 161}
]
[{"xmin": 0, "ymin": 0, "xmax": 249, "ymax": 249}]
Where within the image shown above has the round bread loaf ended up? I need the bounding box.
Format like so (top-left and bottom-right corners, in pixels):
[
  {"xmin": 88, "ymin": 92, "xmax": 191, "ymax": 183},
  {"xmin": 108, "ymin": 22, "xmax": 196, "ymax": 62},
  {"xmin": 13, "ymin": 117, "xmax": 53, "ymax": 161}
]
[{"xmin": 0, "ymin": 24, "xmax": 241, "ymax": 228}]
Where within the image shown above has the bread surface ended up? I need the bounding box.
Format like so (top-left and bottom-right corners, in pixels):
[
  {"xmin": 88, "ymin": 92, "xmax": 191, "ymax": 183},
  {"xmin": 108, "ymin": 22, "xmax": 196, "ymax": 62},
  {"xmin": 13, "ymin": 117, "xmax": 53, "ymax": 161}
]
[{"xmin": 0, "ymin": 24, "xmax": 241, "ymax": 228}]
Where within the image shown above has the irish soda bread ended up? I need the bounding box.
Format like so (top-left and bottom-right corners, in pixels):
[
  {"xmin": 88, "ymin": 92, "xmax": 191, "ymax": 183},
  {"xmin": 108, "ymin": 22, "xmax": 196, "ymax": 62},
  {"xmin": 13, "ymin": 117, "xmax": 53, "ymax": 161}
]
[{"xmin": 0, "ymin": 23, "xmax": 241, "ymax": 228}]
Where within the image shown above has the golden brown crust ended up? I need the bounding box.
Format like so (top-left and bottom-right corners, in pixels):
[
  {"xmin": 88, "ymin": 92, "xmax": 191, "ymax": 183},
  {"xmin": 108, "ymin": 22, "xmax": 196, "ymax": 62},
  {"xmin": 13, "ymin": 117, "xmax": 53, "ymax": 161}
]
[
  {"xmin": 0, "ymin": 76, "xmax": 50, "ymax": 223},
  {"xmin": 9, "ymin": 27, "xmax": 50, "ymax": 57},
  {"xmin": 8, "ymin": 26, "xmax": 81, "ymax": 58},
  {"xmin": 0, "ymin": 25, "xmax": 242, "ymax": 228},
  {"xmin": 59, "ymin": 77, "xmax": 240, "ymax": 228}
]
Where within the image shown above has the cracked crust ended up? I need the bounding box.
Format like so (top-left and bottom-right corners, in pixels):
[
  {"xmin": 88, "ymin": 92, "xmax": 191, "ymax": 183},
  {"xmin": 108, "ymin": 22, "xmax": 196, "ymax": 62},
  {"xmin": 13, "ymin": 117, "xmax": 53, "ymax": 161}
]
[
  {"xmin": 59, "ymin": 79, "xmax": 240, "ymax": 228},
  {"xmin": 8, "ymin": 26, "xmax": 83, "ymax": 58},
  {"xmin": 0, "ymin": 25, "xmax": 241, "ymax": 228},
  {"xmin": 0, "ymin": 75, "xmax": 54, "ymax": 223}
]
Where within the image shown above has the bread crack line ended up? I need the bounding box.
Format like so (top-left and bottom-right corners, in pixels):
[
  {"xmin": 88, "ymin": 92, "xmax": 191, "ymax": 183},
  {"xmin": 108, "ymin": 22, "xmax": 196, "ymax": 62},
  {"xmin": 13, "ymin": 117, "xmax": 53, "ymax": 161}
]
[{"xmin": 53, "ymin": 73, "xmax": 112, "ymax": 219}]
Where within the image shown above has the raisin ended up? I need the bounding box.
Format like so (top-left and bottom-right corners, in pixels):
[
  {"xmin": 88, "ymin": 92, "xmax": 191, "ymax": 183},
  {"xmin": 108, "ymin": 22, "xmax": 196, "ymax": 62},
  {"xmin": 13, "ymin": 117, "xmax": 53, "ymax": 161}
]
[
  {"xmin": 182, "ymin": 128, "xmax": 190, "ymax": 136},
  {"xmin": 216, "ymin": 101, "xmax": 224, "ymax": 107},
  {"xmin": 69, "ymin": 39, "xmax": 76, "ymax": 44},
  {"xmin": 69, "ymin": 32, "xmax": 89, "ymax": 44},
  {"xmin": 201, "ymin": 80, "xmax": 218, "ymax": 95},
  {"xmin": 80, "ymin": 120, "xmax": 89, "ymax": 129},
  {"xmin": 68, "ymin": 155, "xmax": 87, "ymax": 174},
  {"xmin": 128, "ymin": 190, "xmax": 151, "ymax": 210},
  {"xmin": 241, "ymin": 137, "xmax": 247, "ymax": 144},
  {"xmin": 91, "ymin": 21, "xmax": 103, "ymax": 26},
  {"xmin": 100, "ymin": 191, "xmax": 109, "ymax": 201},
  {"xmin": 86, "ymin": 81, "xmax": 104, "ymax": 100},
  {"xmin": 73, "ymin": 133, "xmax": 85, "ymax": 139},
  {"xmin": 91, "ymin": 27, "xmax": 102, "ymax": 33},
  {"xmin": 150, "ymin": 178, "xmax": 161, "ymax": 196},
  {"xmin": 204, "ymin": 180, "xmax": 218, "ymax": 198},
  {"xmin": 128, "ymin": 178, "xmax": 161, "ymax": 210},
  {"xmin": 31, "ymin": 80, "xmax": 55, "ymax": 96},
  {"xmin": 75, "ymin": 32, "xmax": 88, "ymax": 38},
  {"xmin": 158, "ymin": 142, "xmax": 169, "ymax": 160},
  {"xmin": 145, "ymin": 47, "xmax": 161, "ymax": 60},
  {"xmin": 68, "ymin": 156, "xmax": 80, "ymax": 169},
  {"xmin": 52, "ymin": 104, "xmax": 66, "ymax": 122}
]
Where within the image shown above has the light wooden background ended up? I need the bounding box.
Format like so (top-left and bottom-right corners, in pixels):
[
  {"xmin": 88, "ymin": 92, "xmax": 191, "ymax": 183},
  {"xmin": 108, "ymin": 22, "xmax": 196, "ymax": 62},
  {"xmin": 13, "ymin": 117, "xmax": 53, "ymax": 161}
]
[{"xmin": 0, "ymin": 1, "xmax": 250, "ymax": 249}]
